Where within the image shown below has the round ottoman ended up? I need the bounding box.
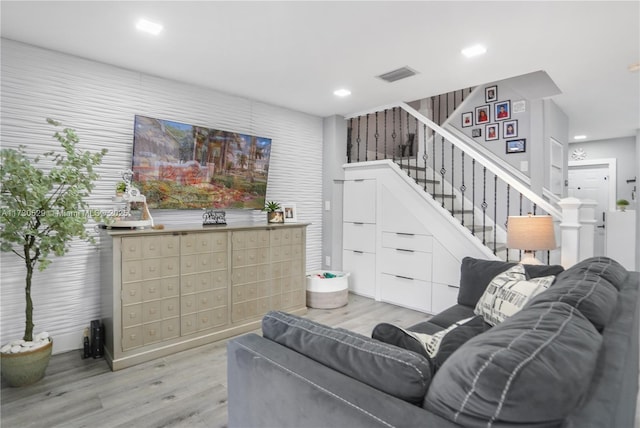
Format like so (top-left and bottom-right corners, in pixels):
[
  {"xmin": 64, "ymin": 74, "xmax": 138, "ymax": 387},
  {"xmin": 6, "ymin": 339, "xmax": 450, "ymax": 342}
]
[{"xmin": 306, "ymin": 271, "xmax": 350, "ymax": 309}]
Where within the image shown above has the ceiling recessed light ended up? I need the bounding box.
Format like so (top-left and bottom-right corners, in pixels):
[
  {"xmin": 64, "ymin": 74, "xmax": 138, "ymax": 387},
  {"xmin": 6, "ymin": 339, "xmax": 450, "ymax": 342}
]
[
  {"xmin": 333, "ymin": 89, "xmax": 351, "ymax": 97},
  {"xmin": 136, "ymin": 18, "xmax": 163, "ymax": 36},
  {"xmin": 461, "ymin": 44, "xmax": 487, "ymax": 58},
  {"xmin": 574, "ymin": 135, "xmax": 587, "ymax": 140}
]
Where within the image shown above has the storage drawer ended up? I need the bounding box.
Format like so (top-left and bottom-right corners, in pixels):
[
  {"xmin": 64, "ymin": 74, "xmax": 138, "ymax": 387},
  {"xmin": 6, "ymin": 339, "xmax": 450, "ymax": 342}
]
[
  {"xmin": 431, "ymin": 282, "xmax": 460, "ymax": 314},
  {"xmin": 381, "ymin": 232, "xmax": 432, "ymax": 252},
  {"xmin": 343, "ymin": 222, "xmax": 375, "ymax": 252},
  {"xmin": 379, "ymin": 247, "xmax": 432, "ymax": 282},
  {"xmin": 342, "ymin": 250, "xmax": 375, "ymax": 298},
  {"xmin": 379, "ymin": 273, "xmax": 431, "ymax": 313}
]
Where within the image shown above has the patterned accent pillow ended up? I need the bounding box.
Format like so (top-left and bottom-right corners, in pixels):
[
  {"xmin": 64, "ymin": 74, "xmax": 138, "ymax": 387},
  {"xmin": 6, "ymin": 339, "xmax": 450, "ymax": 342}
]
[
  {"xmin": 372, "ymin": 316, "xmax": 487, "ymax": 370},
  {"xmin": 474, "ymin": 264, "xmax": 555, "ymax": 326}
]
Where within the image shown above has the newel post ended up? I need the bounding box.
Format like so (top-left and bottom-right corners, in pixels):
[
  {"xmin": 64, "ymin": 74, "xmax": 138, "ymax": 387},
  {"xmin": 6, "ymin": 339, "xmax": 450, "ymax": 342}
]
[{"xmin": 558, "ymin": 197, "xmax": 597, "ymax": 268}]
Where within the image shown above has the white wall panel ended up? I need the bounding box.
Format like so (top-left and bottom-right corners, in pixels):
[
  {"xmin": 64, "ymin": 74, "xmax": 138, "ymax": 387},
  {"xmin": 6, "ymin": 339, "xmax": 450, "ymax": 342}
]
[{"xmin": 0, "ymin": 39, "xmax": 323, "ymax": 351}]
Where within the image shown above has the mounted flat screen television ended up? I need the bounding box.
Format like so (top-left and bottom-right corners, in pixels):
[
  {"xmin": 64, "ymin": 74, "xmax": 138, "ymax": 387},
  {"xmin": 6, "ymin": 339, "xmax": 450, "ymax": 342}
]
[{"xmin": 131, "ymin": 115, "xmax": 272, "ymax": 210}]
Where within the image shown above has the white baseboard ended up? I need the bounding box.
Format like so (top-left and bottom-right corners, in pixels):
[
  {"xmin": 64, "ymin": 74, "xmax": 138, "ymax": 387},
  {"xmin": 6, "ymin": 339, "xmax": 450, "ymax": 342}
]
[{"xmin": 52, "ymin": 329, "xmax": 84, "ymax": 355}]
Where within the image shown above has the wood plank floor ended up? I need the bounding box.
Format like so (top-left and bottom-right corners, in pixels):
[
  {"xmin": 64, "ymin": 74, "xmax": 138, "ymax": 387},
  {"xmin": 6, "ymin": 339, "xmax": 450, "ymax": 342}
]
[{"xmin": 1, "ymin": 294, "xmax": 431, "ymax": 428}]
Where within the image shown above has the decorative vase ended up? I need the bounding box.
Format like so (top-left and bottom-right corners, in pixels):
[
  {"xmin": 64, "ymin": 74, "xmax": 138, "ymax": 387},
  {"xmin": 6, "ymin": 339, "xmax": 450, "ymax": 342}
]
[
  {"xmin": 0, "ymin": 338, "xmax": 53, "ymax": 387},
  {"xmin": 267, "ymin": 211, "xmax": 284, "ymax": 223},
  {"xmin": 618, "ymin": 206, "xmax": 626, "ymax": 212}
]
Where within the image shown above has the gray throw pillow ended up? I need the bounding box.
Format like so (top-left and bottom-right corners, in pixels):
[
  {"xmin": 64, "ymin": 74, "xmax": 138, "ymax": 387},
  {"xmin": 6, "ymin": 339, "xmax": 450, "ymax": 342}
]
[
  {"xmin": 424, "ymin": 301, "xmax": 602, "ymax": 427},
  {"xmin": 262, "ymin": 311, "xmax": 432, "ymax": 404}
]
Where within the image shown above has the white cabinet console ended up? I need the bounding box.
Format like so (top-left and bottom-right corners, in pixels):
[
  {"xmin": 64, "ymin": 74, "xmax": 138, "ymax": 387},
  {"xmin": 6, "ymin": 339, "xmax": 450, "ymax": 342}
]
[{"xmin": 100, "ymin": 223, "xmax": 307, "ymax": 370}]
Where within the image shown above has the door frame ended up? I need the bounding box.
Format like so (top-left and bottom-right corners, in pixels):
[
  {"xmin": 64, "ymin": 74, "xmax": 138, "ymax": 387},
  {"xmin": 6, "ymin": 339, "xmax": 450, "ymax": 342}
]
[{"xmin": 568, "ymin": 158, "xmax": 617, "ymax": 211}]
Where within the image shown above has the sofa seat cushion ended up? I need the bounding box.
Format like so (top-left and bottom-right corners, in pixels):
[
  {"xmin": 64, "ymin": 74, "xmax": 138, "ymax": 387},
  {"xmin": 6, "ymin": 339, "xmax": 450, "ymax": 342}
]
[
  {"xmin": 262, "ymin": 311, "xmax": 433, "ymax": 405},
  {"xmin": 458, "ymin": 257, "xmax": 564, "ymax": 307},
  {"xmin": 474, "ymin": 264, "xmax": 556, "ymax": 326},
  {"xmin": 425, "ymin": 300, "xmax": 602, "ymax": 427},
  {"xmin": 426, "ymin": 304, "xmax": 478, "ymax": 329},
  {"xmin": 372, "ymin": 316, "xmax": 488, "ymax": 371}
]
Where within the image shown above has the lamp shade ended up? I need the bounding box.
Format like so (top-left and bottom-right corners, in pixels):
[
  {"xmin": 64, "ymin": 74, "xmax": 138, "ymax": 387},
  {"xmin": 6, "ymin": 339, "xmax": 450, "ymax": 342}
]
[{"xmin": 507, "ymin": 215, "xmax": 556, "ymax": 251}]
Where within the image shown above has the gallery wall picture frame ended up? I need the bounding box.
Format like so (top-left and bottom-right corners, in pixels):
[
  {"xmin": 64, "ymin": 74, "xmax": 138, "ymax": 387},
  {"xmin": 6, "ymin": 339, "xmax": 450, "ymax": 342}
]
[
  {"xmin": 475, "ymin": 105, "xmax": 490, "ymax": 124},
  {"xmin": 503, "ymin": 120, "xmax": 518, "ymax": 138},
  {"xmin": 506, "ymin": 139, "xmax": 526, "ymax": 154},
  {"xmin": 472, "ymin": 128, "xmax": 482, "ymax": 138},
  {"xmin": 461, "ymin": 112, "xmax": 473, "ymax": 128},
  {"xmin": 495, "ymin": 100, "xmax": 511, "ymax": 121},
  {"xmin": 282, "ymin": 203, "xmax": 298, "ymax": 222},
  {"xmin": 485, "ymin": 124, "xmax": 499, "ymax": 141},
  {"xmin": 485, "ymin": 85, "xmax": 498, "ymax": 103}
]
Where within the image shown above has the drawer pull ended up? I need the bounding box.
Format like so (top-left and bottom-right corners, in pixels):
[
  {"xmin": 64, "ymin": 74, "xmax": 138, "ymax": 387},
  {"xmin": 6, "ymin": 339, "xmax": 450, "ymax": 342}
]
[
  {"xmin": 353, "ymin": 222, "xmax": 364, "ymax": 225},
  {"xmin": 447, "ymin": 284, "xmax": 460, "ymax": 289},
  {"xmin": 395, "ymin": 275, "xmax": 414, "ymax": 281},
  {"xmin": 396, "ymin": 232, "xmax": 415, "ymax": 236},
  {"xmin": 353, "ymin": 250, "xmax": 364, "ymax": 254},
  {"xmin": 396, "ymin": 248, "xmax": 414, "ymax": 253}
]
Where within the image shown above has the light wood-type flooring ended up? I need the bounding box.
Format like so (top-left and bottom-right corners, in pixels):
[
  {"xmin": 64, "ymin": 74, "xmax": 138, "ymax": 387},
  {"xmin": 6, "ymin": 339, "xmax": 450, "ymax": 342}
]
[{"xmin": 1, "ymin": 294, "xmax": 431, "ymax": 428}]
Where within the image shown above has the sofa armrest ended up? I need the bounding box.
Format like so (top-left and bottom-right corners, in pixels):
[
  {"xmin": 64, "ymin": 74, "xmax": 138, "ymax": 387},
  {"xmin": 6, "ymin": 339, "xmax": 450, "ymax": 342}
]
[{"xmin": 227, "ymin": 333, "xmax": 460, "ymax": 428}]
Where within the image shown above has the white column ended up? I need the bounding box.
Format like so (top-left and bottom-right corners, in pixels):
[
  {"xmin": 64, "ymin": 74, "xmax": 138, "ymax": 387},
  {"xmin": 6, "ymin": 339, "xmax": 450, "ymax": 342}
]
[{"xmin": 558, "ymin": 197, "xmax": 597, "ymax": 268}]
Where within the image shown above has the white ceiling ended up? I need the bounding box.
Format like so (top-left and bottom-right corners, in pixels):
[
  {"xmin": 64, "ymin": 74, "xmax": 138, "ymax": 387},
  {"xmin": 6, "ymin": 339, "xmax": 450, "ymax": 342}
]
[{"xmin": 1, "ymin": 1, "xmax": 638, "ymax": 143}]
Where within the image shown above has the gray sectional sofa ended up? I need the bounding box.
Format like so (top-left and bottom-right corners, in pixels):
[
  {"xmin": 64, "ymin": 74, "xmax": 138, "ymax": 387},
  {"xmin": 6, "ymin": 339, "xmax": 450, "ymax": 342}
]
[{"xmin": 227, "ymin": 257, "xmax": 639, "ymax": 427}]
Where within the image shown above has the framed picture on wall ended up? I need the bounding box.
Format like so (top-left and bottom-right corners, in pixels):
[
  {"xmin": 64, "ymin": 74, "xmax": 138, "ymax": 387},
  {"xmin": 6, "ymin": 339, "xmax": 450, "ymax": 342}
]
[
  {"xmin": 475, "ymin": 105, "xmax": 490, "ymax": 124},
  {"xmin": 282, "ymin": 203, "xmax": 298, "ymax": 222},
  {"xmin": 503, "ymin": 120, "xmax": 518, "ymax": 138},
  {"xmin": 485, "ymin": 85, "xmax": 498, "ymax": 103},
  {"xmin": 485, "ymin": 124, "xmax": 499, "ymax": 141},
  {"xmin": 472, "ymin": 128, "xmax": 482, "ymax": 138},
  {"xmin": 461, "ymin": 112, "xmax": 473, "ymax": 128},
  {"xmin": 495, "ymin": 100, "xmax": 511, "ymax": 121},
  {"xmin": 506, "ymin": 139, "xmax": 526, "ymax": 153}
]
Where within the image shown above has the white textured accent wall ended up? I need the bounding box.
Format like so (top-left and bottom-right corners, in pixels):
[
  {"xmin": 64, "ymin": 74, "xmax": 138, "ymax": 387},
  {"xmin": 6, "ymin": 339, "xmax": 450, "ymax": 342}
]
[{"xmin": 0, "ymin": 39, "xmax": 323, "ymax": 351}]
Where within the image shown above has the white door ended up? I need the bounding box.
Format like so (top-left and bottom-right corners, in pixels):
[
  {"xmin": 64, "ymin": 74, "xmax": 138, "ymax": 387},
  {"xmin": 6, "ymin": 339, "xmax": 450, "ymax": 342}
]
[{"xmin": 567, "ymin": 164, "xmax": 612, "ymax": 256}]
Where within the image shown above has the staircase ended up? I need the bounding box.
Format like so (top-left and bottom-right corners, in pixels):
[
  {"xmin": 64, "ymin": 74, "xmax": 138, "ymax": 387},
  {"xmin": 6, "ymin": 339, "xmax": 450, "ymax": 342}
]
[{"xmin": 345, "ymin": 98, "xmax": 562, "ymax": 264}]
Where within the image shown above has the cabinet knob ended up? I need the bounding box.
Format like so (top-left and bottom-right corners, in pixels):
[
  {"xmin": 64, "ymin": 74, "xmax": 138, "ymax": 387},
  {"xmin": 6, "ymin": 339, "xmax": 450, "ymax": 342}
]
[
  {"xmin": 168, "ymin": 305, "xmax": 174, "ymax": 310},
  {"xmin": 148, "ymin": 329, "xmax": 156, "ymax": 336}
]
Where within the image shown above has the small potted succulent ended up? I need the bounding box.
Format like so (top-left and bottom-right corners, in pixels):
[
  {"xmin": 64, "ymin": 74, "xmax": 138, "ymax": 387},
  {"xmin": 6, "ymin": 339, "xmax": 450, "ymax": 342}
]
[
  {"xmin": 264, "ymin": 200, "xmax": 284, "ymax": 223},
  {"xmin": 115, "ymin": 181, "xmax": 127, "ymax": 197},
  {"xmin": 616, "ymin": 199, "xmax": 630, "ymax": 212}
]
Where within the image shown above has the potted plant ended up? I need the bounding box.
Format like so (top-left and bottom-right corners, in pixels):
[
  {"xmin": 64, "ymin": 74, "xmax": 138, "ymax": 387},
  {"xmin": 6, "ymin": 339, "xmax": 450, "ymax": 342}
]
[
  {"xmin": 616, "ymin": 199, "xmax": 630, "ymax": 212},
  {"xmin": 0, "ymin": 119, "xmax": 107, "ymax": 386},
  {"xmin": 264, "ymin": 200, "xmax": 284, "ymax": 223},
  {"xmin": 115, "ymin": 181, "xmax": 127, "ymax": 197}
]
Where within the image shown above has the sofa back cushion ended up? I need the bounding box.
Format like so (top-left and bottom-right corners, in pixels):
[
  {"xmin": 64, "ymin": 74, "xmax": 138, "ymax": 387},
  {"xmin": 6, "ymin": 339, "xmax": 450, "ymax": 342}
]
[
  {"xmin": 457, "ymin": 257, "xmax": 564, "ymax": 307},
  {"xmin": 424, "ymin": 301, "xmax": 602, "ymax": 427},
  {"xmin": 528, "ymin": 257, "xmax": 624, "ymax": 331},
  {"xmin": 262, "ymin": 311, "xmax": 433, "ymax": 405}
]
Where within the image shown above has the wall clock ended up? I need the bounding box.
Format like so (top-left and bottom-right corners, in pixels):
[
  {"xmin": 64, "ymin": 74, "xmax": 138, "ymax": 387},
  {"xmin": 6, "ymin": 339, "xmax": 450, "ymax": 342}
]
[{"xmin": 571, "ymin": 148, "xmax": 586, "ymax": 160}]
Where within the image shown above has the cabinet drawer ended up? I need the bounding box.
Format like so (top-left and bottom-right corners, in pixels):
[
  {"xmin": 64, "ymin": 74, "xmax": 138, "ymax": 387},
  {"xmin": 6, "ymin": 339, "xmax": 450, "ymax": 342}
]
[
  {"xmin": 122, "ymin": 325, "xmax": 143, "ymax": 350},
  {"xmin": 122, "ymin": 282, "xmax": 141, "ymax": 305},
  {"xmin": 162, "ymin": 297, "xmax": 180, "ymax": 319},
  {"xmin": 122, "ymin": 261, "xmax": 142, "ymax": 283},
  {"xmin": 121, "ymin": 237, "xmax": 142, "ymax": 261},
  {"xmin": 122, "ymin": 304, "xmax": 142, "ymax": 328},
  {"xmin": 181, "ymin": 294, "xmax": 197, "ymax": 315},
  {"xmin": 343, "ymin": 223, "xmax": 376, "ymax": 252},
  {"xmin": 212, "ymin": 251, "xmax": 228, "ymax": 270},
  {"xmin": 344, "ymin": 179, "xmax": 376, "ymax": 223},
  {"xmin": 431, "ymin": 282, "xmax": 460, "ymax": 314},
  {"xmin": 161, "ymin": 256, "xmax": 180, "ymax": 277},
  {"xmin": 379, "ymin": 248, "xmax": 432, "ymax": 282},
  {"xmin": 211, "ymin": 232, "xmax": 228, "ymax": 252},
  {"xmin": 141, "ymin": 280, "xmax": 161, "ymax": 301},
  {"xmin": 142, "ymin": 301, "xmax": 162, "ymax": 323},
  {"xmin": 212, "ymin": 270, "xmax": 228, "ymax": 290},
  {"xmin": 162, "ymin": 318, "xmax": 180, "ymax": 340},
  {"xmin": 142, "ymin": 258, "xmax": 162, "ymax": 280},
  {"xmin": 181, "ymin": 314, "xmax": 197, "ymax": 336},
  {"xmin": 342, "ymin": 250, "xmax": 375, "ymax": 297},
  {"xmin": 161, "ymin": 277, "xmax": 179, "ymax": 297},
  {"xmin": 381, "ymin": 232, "xmax": 432, "ymax": 252},
  {"xmin": 212, "ymin": 307, "xmax": 228, "ymax": 327},
  {"xmin": 143, "ymin": 321, "xmax": 162, "ymax": 345},
  {"xmin": 379, "ymin": 273, "xmax": 431, "ymax": 313},
  {"xmin": 197, "ymin": 291, "xmax": 215, "ymax": 311},
  {"xmin": 181, "ymin": 233, "xmax": 213, "ymax": 254}
]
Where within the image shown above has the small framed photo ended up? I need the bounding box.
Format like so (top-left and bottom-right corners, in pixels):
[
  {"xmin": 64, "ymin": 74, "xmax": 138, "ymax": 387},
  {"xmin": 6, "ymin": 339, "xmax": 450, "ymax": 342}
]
[
  {"xmin": 475, "ymin": 105, "xmax": 490, "ymax": 124},
  {"xmin": 506, "ymin": 139, "xmax": 526, "ymax": 154},
  {"xmin": 282, "ymin": 203, "xmax": 297, "ymax": 222},
  {"xmin": 485, "ymin": 124, "xmax": 499, "ymax": 141},
  {"xmin": 471, "ymin": 128, "xmax": 482, "ymax": 138},
  {"xmin": 461, "ymin": 112, "xmax": 473, "ymax": 128},
  {"xmin": 485, "ymin": 85, "xmax": 498, "ymax": 103},
  {"xmin": 495, "ymin": 100, "xmax": 511, "ymax": 121},
  {"xmin": 503, "ymin": 120, "xmax": 518, "ymax": 138}
]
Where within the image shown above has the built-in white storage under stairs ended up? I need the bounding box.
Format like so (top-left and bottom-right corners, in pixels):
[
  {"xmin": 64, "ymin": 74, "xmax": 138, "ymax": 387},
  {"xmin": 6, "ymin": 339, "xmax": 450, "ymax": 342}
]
[{"xmin": 342, "ymin": 160, "xmax": 496, "ymax": 314}]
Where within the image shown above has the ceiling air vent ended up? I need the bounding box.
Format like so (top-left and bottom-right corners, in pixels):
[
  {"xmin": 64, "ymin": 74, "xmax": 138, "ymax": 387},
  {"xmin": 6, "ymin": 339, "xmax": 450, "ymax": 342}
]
[{"xmin": 376, "ymin": 66, "xmax": 418, "ymax": 83}]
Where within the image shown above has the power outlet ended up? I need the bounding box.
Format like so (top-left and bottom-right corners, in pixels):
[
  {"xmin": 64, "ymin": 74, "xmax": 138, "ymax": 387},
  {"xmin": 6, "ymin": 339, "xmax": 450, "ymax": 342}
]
[{"xmin": 325, "ymin": 255, "xmax": 331, "ymax": 267}]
